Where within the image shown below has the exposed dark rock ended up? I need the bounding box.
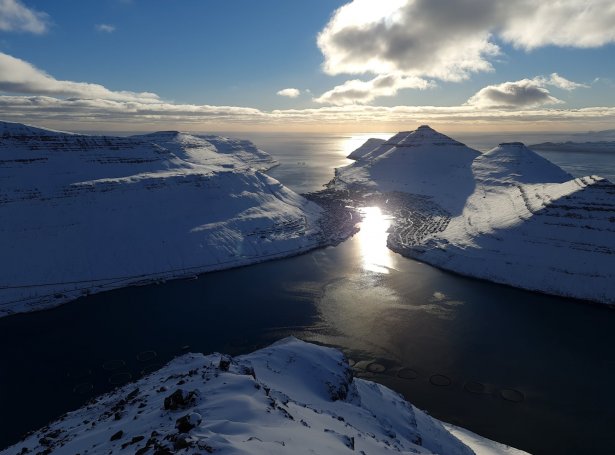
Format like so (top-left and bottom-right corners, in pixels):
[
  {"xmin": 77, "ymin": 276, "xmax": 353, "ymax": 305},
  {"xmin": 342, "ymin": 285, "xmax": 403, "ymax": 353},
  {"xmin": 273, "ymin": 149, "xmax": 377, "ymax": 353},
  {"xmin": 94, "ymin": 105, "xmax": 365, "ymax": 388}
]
[
  {"xmin": 163, "ymin": 389, "xmax": 197, "ymax": 411},
  {"xmin": 218, "ymin": 355, "xmax": 232, "ymax": 371},
  {"xmin": 175, "ymin": 412, "xmax": 202, "ymax": 433}
]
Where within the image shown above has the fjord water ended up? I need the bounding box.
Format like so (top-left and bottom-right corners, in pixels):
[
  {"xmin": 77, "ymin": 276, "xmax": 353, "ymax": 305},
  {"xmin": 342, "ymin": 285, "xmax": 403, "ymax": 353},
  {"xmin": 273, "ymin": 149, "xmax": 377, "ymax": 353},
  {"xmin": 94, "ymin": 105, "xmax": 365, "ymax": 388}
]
[{"xmin": 1, "ymin": 132, "xmax": 614, "ymax": 454}]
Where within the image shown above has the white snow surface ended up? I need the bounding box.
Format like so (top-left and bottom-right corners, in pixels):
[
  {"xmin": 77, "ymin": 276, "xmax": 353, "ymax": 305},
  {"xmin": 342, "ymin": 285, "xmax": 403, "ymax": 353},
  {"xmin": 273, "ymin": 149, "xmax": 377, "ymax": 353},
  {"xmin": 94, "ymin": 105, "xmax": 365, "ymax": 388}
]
[
  {"xmin": 341, "ymin": 129, "xmax": 615, "ymax": 304},
  {"xmin": 1, "ymin": 338, "xmax": 528, "ymax": 455},
  {"xmin": 0, "ymin": 121, "xmax": 325, "ymax": 317}
]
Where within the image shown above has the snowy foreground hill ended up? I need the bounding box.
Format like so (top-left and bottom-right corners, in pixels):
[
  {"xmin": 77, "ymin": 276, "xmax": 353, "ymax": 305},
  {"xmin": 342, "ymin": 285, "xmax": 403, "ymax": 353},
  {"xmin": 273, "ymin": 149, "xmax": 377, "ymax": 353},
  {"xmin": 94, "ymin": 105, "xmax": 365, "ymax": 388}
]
[
  {"xmin": 337, "ymin": 126, "xmax": 615, "ymax": 304},
  {"xmin": 2, "ymin": 338, "xmax": 527, "ymax": 455},
  {"xmin": 0, "ymin": 121, "xmax": 335, "ymax": 317}
]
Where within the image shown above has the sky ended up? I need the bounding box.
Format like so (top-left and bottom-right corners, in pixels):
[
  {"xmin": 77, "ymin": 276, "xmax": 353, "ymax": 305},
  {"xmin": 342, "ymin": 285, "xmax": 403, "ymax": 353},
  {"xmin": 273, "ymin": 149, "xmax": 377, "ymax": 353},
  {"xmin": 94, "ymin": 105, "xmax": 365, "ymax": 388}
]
[{"xmin": 1, "ymin": 0, "xmax": 615, "ymax": 133}]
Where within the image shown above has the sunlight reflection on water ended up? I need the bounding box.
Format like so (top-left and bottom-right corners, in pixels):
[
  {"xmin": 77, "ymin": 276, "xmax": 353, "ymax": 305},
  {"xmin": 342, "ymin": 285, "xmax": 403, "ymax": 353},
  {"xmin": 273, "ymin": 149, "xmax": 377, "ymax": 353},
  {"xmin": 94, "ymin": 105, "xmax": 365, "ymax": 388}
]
[{"xmin": 357, "ymin": 206, "xmax": 397, "ymax": 274}]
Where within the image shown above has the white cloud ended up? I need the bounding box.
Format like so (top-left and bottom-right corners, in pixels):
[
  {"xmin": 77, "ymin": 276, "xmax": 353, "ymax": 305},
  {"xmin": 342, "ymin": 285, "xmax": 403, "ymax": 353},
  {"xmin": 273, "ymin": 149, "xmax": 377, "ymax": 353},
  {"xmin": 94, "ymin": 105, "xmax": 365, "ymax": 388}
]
[
  {"xmin": 95, "ymin": 24, "xmax": 116, "ymax": 33},
  {"xmin": 277, "ymin": 88, "xmax": 301, "ymax": 98},
  {"xmin": 500, "ymin": 1, "xmax": 615, "ymax": 50},
  {"xmin": 3, "ymin": 94, "xmax": 615, "ymax": 130},
  {"xmin": 467, "ymin": 79, "xmax": 562, "ymax": 108},
  {"xmin": 314, "ymin": 74, "xmax": 432, "ymax": 105},
  {"xmin": 467, "ymin": 74, "xmax": 588, "ymax": 108},
  {"xmin": 0, "ymin": 53, "xmax": 611, "ymax": 129},
  {"xmin": 0, "ymin": 0, "xmax": 48, "ymax": 33},
  {"xmin": 0, "ymin": 52, "xmax": 160, "ymax": 103},
  {"xmin": 537, "ymin": 73, "xmax": 589, "ymax": 91},
  {"xmin": 318, "ymin": 0, "xmax": 615, "ymax": 83}
]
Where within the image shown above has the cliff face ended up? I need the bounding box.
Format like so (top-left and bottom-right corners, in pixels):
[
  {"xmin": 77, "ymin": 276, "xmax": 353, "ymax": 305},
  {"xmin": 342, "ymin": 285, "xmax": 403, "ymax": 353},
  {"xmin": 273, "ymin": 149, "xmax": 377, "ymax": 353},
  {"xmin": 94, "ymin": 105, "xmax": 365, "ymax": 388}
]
[{"xmin": 0, "ymin": 121, "xmax": 323, "ymax": 317}]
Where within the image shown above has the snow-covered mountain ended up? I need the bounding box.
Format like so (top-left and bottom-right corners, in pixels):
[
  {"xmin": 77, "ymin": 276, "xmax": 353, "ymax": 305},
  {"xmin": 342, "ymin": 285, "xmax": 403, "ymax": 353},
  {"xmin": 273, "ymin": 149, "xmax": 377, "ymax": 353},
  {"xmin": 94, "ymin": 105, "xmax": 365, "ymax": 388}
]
[
  {"xmin": 0, "ymin": 121, "xmax": 332, "ymax": 317},
  {"xmin": 346, "ymin": 137, "xmax": 386, "ymax": 160},
  {"xmin": 2, "ymin": 338, "xmax": 527, "ymax": 455},
  {"xmin": 337, "ymin": 125, "xmax": 480, "ymax": 214},
  {"xmin": 341, "ymin": 130, "xmax": 615, "ymax": 304}
]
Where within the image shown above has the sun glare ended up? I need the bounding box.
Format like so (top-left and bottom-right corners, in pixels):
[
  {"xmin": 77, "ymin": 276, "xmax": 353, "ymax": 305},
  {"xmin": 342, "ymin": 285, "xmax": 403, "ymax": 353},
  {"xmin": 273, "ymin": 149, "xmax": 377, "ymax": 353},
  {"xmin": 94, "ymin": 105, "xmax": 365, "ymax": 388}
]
[{"xmin": 357, "ymin": 206, "xmax": 396, "ymax": 274}]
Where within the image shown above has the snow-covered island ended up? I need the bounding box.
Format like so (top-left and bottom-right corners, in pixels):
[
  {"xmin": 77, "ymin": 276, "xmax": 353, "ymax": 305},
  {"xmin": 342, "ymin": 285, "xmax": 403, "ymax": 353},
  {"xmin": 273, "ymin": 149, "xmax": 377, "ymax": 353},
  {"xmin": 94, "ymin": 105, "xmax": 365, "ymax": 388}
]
[
  {"xmin": 2, "ymin": 337, "xmax": 527, "ymax": 455},
  {"xmin": 0, "ymin": 121, "xmax": 354, "ymax": 318},
  {"xmin": 333, "ymin": 126, "xmax": 615, "ymax": 305}
]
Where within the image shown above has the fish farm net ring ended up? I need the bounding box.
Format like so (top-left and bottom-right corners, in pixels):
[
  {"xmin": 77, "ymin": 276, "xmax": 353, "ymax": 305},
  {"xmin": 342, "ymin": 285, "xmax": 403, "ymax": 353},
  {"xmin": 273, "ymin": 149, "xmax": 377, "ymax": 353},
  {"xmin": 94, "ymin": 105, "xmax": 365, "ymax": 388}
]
[
  {"xmin": 429, "ymin": 374, "xmax": 452, "ymax": 386},
  {"xmin": 464, "ymin": 381, "xmax": 486, "ymax": 394},
  {"xmin": 397, "ymin": 368, "xmax": 419, "ymax": 380},
  {"xmin": 500, "ymin": 388, "xmax": 524, "ymax": 403},
  {"xmin": 366, "ymin": 362, "xmax": 386, "ymax": 373}
]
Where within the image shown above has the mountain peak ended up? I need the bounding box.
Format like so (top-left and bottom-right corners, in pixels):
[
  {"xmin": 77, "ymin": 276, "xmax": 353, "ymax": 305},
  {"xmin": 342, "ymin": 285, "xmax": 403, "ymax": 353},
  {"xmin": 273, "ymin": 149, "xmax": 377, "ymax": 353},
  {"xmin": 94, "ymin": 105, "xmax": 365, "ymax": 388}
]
[
  {"xmin": 386, "ymin": 125, "xmax": 471, "ymax": 149},
  {"xmin": 417, "ymin": 124, "xmax": 435, "ymax": 131},
  {"xmin": 497, "ymin": 142, "xmax": 526, "ymax": 148},
  {"xmin": 475, "ymin": 142, "xmax": 572, "ymax": 184}
]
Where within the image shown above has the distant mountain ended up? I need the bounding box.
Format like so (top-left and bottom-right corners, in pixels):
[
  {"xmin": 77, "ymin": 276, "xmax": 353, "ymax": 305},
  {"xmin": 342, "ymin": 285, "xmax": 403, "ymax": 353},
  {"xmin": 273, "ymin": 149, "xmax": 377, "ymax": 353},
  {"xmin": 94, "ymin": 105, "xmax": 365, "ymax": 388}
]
[
  {"xmin": 573, "ymin": 128, "xmax": 615, "ymax": 141},
  {"xmin": 0, "ymin": 121, "xmax": 334, "ymax": 317},
  {"xmin": 340, "ymin": 129, "xmax": 615, "ymax": 304},
  {"xmin": 2, "ymin": 338, "xmax": 528, "ymax": 455},
  {"xmin": 529, "ymin": 140, "xmax": 615, "ymax": 153}
]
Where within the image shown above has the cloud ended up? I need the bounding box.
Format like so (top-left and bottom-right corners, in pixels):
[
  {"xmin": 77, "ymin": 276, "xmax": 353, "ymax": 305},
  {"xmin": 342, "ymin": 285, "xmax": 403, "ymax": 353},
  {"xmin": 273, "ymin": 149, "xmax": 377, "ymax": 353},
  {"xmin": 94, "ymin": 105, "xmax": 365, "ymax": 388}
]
[
  {"xmin": 277, "ymin": 88, "xmax": 300, "ymax": 98},
  {"xmin": 536, "ymin": 73, "xmax": 589, "ymax": 91},
  {"xmin": 95, "ymin": 24, "xmax": 116, "ymax": 33},
  {"xmin": 0, "ymin": 52, "xmax": 160, "ymax": 103},
  {"xmin": 467, "ymin": 79, "xmax": 562, "ymax": 108},
  {"xmin": 0, "ymin": 52, "xmax": 612, "ymax": 130},
  {"xmin": 467, "ymin": 74, "xmax": 588, "ymax": 108},
  {"xmin": 0, "ymin": 0, "xmax": 48, "ymax": 33},
  {"xmin": 314, "ymin": 74, "xmax": 432, "ymax": 105},
  {"xmin": 3, "ymin": 94, "xmax": 615, "ymax": 130},
  {"xmin": 318, "ymin": 0, "xmax": 615, "ymax": 82},
  {"xmin": 500, "ymin": 1, "xmax": 615, "ymax": 50}
]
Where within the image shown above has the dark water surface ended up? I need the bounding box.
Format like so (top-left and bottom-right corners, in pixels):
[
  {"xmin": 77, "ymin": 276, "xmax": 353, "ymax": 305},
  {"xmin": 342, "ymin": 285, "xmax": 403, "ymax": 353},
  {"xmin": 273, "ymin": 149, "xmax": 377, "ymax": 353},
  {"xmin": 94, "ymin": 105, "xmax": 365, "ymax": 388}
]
[{"xmin": 1, "ymin": 132, "xmax": 614, "ymax": 454}]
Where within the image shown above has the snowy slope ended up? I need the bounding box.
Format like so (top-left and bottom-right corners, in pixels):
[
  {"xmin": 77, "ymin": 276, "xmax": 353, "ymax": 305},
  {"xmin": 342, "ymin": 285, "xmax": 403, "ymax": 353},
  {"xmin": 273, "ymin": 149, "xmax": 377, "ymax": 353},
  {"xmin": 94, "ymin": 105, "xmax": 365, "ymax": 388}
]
[
  {"xmin": 405, "ymin": 157, "xmax": 615, "ymax": 304},
  {"xmin": 2, "ymin": 338, "xmax": 528, "ymax": 455},
  {"xmin": 335, "ymin": 125, "xmax": 480, "ymax": 214},
  {"xmin": 342, "ymin": 130, "xmax": 615, "ymax": 304},
  {"xmin": 0, "ymin": 121, "xmax": 329, "ymax": 317},
  {"xmin": 346, "ymin": 137, "xmax": 386, "ymax": 160}
]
